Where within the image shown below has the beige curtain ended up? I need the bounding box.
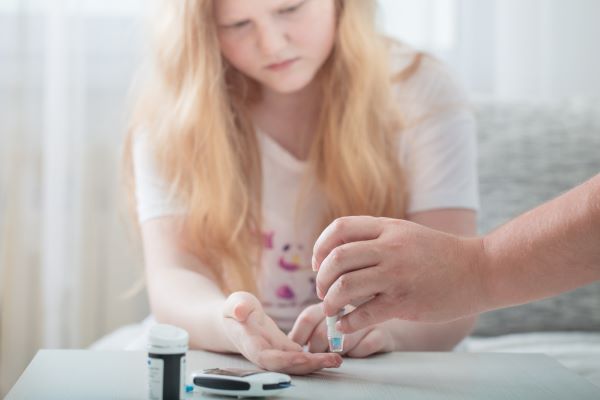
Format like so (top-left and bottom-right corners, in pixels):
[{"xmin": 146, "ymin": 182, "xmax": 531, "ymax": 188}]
[{"xmin": 0, "ymin": 0, "xmax": 149, "ymax": 395}]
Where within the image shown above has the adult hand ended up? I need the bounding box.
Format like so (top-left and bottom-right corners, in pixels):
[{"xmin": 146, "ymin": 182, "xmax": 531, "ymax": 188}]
[
  {"xmin": 312, "ymin": 216, "xmax": 487, "ymax": 333},
  {"xmin": 222, "ymin": 291, "xmax": 342, "ymax": 374},
  {"xmin": 288, "ymin": 303, "xmax": 396, "ymax": 358}
]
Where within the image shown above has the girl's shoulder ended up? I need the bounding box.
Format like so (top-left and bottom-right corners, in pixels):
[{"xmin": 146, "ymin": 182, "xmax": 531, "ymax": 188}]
[{"xmin": 386, "ymin": 39, "xmax": 470, "ymax": 123}]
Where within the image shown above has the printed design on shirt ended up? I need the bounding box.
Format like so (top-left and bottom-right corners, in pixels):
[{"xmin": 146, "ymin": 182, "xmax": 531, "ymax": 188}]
[
  {"xmin": 276, "ymin": 285, "xmax": 295, "ymax": 300},
  {"xmin": 262, "ymin": 230, "xmax": 311, "ymax": 301},
  {"xmin": 278, "ymin": 243, "xmax": 308, "ymax": 272}
]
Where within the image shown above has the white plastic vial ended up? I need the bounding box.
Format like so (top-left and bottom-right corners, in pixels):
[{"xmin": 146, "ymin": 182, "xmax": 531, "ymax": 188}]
[
  {"xmin": 326, "ymin": 308, "xmax": 345, "ymax": 352},
  {"xmin": 147, "ymin": 324, "xmax": 189, "ymax": 400}
]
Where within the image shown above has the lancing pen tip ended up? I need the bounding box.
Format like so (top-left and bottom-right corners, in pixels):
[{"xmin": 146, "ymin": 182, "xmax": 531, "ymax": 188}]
[
  {"xmin": 328, "ymin": 336, "xmax": 344, "ymax": 353},
  {"xmin": 326, "ymin": 308, "xmax": 345, "ymax": 353}
]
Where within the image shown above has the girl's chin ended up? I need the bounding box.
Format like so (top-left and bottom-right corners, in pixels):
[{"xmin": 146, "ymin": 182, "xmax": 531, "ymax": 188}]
[{"xmin": 260, "ymin": 75, "xmax": 315, "ymax": 95}]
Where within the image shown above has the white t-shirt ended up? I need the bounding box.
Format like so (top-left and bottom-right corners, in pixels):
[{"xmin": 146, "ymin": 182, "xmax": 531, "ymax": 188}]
[{"xmin": 133, "ymin": 43, "xmax": 479, "ymax": 331}]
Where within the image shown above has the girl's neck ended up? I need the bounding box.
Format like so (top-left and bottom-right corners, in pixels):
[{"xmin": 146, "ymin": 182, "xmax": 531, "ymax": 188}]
[
  {"xmin": 260, "ymin": 78, "xmax": 319, "ymax": 116},
  {"xmin": 251, "ymin": 79, "xmax": 321, "ymax": 161}
]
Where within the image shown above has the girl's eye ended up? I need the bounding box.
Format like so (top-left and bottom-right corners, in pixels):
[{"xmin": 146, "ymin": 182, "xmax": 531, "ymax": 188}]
[
  {"xmin": 223, "ymin": 20, "xmax": 250, "ymax": 30},
  {"xmin": 280, "ymin": 1, "xmax": 304, "ymax": 15}
]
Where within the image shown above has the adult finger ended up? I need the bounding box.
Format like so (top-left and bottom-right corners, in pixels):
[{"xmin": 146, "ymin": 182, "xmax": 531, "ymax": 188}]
[
  {"xmin": 288, "ymin": 304, "xmax": 324, "ymax": 346},
  {"xmin": 321, "ymin": 266, "xmax": 389, "ymax": 316},
  {"xmin": 312, "ymin": 216, "xmax": 383, "ymax": 271},
  {"xmin": 315, "ymin": 240, "xmax": 381, "ymax": 301},
  {"xmin": 337, "ymin": 294, "xmax": 397, "ymax": 334}
]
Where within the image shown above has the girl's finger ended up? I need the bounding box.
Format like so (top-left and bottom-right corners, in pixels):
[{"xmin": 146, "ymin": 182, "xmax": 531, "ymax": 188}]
[
  {"xmin": 345, "ymin": 328, "xmax": 388, "ymax": 358},
  {"xmin": 337, "ymin": 294, "xmax": 397, "ymax": 334},
  {"xmin": 307, "ymin": 319, "xmax": 329, "ymax": 353},
  {"xmin": 223, "ymin": 317, "xmax": 269, "ymax": 361},
  {"xmin": 337, "ymin": 327, "xmax": 370, "ymax": 356},
  {"xmin": 288, "ymin": 304, "xmax": 324, "ymax": 346},
  {"xmin": 256, "ymin": 349, "xmax": 343, "ymax": 375},
  {"xmin": 231, "ymin": 300, "xmax": 255, "ymax": 322},
  {"xmin": 223, "ymin": 291, "xmax": 261, "ymax": 321},
  {"xmin": 264, "ymin": 317, "xmax": 303, "ymax": 352}
]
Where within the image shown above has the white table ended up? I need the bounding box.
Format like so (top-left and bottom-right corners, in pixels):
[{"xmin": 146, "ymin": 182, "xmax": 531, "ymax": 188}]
[{"xmin": 7, "ymin": 349, "xmax": 600, "ymax": 399}]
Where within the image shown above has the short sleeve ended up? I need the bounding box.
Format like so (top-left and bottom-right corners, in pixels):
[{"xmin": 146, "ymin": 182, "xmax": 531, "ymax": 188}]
[
  {"xmin": 393, "ymin": 48, "xmax": 479, "ymax": 214},
  {"xmin": 400, "ymin": 109, "xmax": 479, "ymax": 214},
  {"xmin": 132, "ymin": 134, "xmax": 187, "ymax": 222}
]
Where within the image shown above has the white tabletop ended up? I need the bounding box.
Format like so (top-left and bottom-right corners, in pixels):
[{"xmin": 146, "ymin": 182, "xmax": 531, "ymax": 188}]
[{"xmin": 7, "ymin": 349, "xmax": 600, "ymax": 399}]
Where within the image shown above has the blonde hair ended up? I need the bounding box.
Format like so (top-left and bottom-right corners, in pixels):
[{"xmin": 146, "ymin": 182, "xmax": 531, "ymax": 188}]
[{"xmin": 123, "ymin": 0, "xmax": 411, "ymax": 295}]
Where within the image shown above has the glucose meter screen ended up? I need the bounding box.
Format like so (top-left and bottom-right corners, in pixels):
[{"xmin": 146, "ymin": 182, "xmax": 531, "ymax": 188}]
[{"xmin": 203, "ymin": 368, "xmax": 266, "ymax": 377}]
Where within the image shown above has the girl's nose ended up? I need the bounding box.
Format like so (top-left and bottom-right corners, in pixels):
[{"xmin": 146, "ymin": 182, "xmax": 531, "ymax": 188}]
[{"xmin": 256, "ymin": 21, "xmax": 289, "ymax": 58}]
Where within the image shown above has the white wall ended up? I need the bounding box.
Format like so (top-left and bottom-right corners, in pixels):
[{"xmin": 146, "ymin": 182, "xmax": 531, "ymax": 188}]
[
  {"xmin": 493, "ymin": 0, "xmax": 600, "ymax": 100},
  {"xmin": 379, "ymin": 0, "xmax": 600, "ymax": 100}
]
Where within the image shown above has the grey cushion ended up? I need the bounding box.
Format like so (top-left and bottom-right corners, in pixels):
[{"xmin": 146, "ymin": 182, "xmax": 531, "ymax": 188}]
[{"xmin": 472, "ymin": 100, "xmax": 600, "ymax": 336}]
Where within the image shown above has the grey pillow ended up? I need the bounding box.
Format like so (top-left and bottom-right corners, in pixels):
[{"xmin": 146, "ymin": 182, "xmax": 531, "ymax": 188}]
[{"xmin": 472, "ymin": 100, "xmax": 600, "ymax": 336}]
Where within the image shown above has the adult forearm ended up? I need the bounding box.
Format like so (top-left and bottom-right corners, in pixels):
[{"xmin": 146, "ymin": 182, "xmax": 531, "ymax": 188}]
[
  {"xmin": 482, "ymin": 174, "xmax": 600, "ymax": 311},
  {"xmin": 147, "ymin": 266, "xmax": 238, "ymax": 353},
  {"xmin": 393, "ymin": 209, "xmax": 478, "ymax": 349}
]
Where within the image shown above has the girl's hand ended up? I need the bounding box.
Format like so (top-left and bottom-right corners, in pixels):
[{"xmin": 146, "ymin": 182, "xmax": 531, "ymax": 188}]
[
  {"xmin": 288, "ymin": 303, "xmax": 396, "ymax": 358},
  {"xmin": 222, "ymin": 292, "xmax": 342, "ymax": 375}
]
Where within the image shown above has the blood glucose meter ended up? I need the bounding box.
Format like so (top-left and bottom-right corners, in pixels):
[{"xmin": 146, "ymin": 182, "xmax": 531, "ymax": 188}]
[{"xmin": 191, "ymin": 368, "xmax": 292, "ymax": 397}]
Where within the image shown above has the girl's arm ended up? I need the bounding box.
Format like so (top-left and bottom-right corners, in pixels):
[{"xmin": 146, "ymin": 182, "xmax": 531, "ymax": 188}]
[
  {"xmin": 141, "ymin": 217, "xmax": 342, "ymax": 373},
  {"xmin": 141, "ymin": 217, "xmax": 235, "ymax": 352}
]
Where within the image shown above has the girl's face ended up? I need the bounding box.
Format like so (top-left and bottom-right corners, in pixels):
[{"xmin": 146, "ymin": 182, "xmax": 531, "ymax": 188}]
[{"xmin": 215, "ymin": 0, "xmax": 337, "ymax": 95}]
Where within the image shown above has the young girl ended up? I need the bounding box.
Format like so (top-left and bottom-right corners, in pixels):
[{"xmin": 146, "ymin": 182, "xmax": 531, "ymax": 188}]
[{"xmin": 124, "ymin": 0, "xmax": 479, "ymax": 375}]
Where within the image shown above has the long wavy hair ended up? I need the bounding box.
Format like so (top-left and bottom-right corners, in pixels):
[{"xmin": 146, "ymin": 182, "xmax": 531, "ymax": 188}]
[{"xmin": 123, "ymin": 0, "xmax": 412, "ymax": 295}]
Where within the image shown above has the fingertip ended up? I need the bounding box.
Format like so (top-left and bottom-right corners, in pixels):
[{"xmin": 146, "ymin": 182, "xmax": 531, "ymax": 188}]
[
  {"xmin": 321, "ymin": 299, "xmax": 336, "ymax": 318},
  {"xmin": 328, "ymin": 353, "xmax": 343, "ymax": 368},
  {"xmin": 288, "ymin": 334, "xmax": 303, "ymax": 348},
  {"xmin": 233, "ymin": 302, "xmax": 251, "ymax": 322},
  {"xmin": 232, "ymin": 304, "xmax": 242, "ymax": 320},
  {"xmin": 288, "ymin": 327, "xmax": 305, "ymax": 347},
  {"xmin": 316, "ymin": 286, "xmax": 324, "ymax": 300}
]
